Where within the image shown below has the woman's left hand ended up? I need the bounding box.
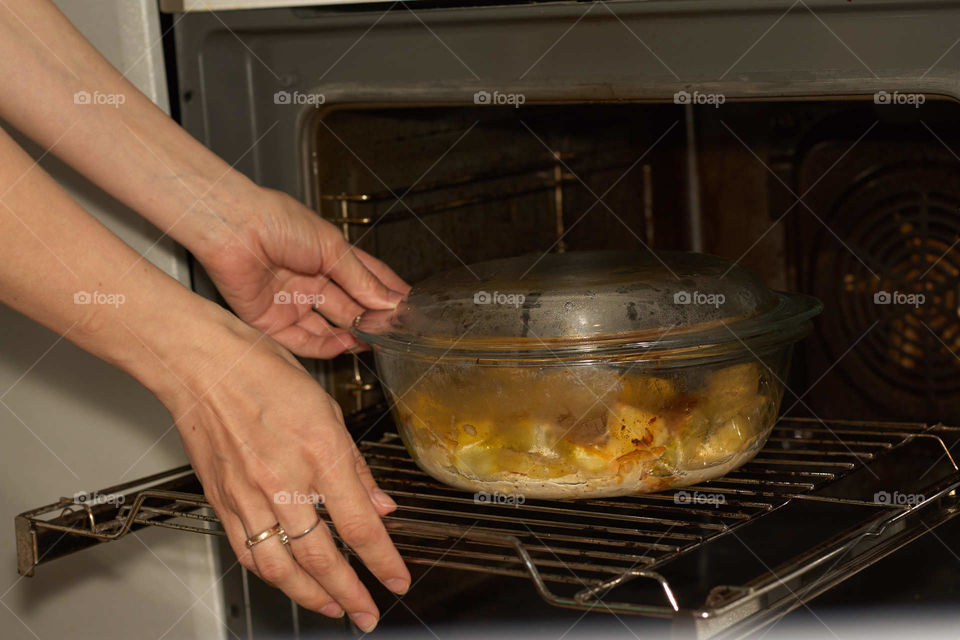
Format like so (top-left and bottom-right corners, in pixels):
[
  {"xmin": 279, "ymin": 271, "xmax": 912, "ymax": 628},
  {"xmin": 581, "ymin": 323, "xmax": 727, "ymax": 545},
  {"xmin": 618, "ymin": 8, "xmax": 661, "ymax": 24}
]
[{"xmin": 198, "ymin": 187, "xmax": 409, "ymax": 358}]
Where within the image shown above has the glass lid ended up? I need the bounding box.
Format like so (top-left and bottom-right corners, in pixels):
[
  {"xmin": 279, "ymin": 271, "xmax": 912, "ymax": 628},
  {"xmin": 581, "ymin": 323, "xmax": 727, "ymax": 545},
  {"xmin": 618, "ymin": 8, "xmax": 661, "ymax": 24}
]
[{"xmin": 354, "ymin": 250, "xmax": 822, "ymax": 361}]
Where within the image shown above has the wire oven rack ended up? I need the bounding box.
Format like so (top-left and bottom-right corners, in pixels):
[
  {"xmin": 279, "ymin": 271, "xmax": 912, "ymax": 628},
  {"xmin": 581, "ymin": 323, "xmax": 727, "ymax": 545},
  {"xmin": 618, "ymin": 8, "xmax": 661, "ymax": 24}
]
[
  {"xmin": 15, "ymin": 417, "xmax": 960, "ymax": 638},
  {"xmin": 317, "ymin": 147, "xmax": 648, "ymax": 230}
]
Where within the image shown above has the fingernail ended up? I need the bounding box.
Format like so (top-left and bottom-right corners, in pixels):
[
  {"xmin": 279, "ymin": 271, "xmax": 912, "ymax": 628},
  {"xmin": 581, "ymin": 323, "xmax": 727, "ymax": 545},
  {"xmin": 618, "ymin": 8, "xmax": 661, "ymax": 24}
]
[
  {"xmin": 386, "ymin": 290, "xmax": 405, "ymax": 307},
  {"xmin": 347, "ymin": 342, "xmax": 370, "ymax": 355},
  {"xmin": 372, "ymin": 488, "xmax": 397, "ymax": 511},
  {"xmin": 385, "ymin": 578, "xmax": 409, "ymax": 595},
  {"xmin": 350, "ymin": 612, "xmax": 378, "ymax": 633},
  {"xmin": 319, "ymin": 603, "xmax": 344, "ymax": 618}
]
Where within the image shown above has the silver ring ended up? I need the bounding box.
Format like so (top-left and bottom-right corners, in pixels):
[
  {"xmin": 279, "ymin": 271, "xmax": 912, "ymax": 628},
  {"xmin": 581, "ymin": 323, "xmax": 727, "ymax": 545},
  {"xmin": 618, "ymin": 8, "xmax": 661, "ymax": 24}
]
[{"xmin": 287, "ymin": 516, "xmax": 322, "ymax": 542}]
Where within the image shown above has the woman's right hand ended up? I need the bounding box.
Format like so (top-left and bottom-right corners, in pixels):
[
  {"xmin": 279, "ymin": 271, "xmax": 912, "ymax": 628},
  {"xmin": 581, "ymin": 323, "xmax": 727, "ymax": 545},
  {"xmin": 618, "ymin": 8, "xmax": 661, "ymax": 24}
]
[{"xmin": 154, "ymin": 307, "xmax": 409, "ymax": 632}]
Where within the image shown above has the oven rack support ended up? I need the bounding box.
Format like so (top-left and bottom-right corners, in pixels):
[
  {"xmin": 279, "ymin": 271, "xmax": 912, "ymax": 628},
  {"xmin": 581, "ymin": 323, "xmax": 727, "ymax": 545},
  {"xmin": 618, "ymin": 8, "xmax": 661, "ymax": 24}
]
[
  {"xmin": 15, "ymin": 418, "xmax": 960, "ymax": 638},
  {"xmin": 318, "ymin": 149, "xmax": 615, "ymax": 231}
]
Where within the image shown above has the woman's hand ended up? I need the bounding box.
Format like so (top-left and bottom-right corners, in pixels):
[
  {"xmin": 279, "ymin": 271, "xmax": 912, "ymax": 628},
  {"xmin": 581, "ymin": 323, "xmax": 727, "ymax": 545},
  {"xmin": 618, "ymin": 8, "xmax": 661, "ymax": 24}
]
[
  {"xmin": 141, "ymin": 184, "xmax": 416, "ymax": 630},
  {"xmin": 159, "ymin": 309, "xmax": 410, "ymax": 631},
  {"xmin": 0, "ymin": 3, "xmax": 412, "ymax": 629},
  {"xmin": 0, "ymin": 119, "xmax": 410, "ymax": 629},
  {"xmin": 198, "ymin": 187, "xmax": 409, "ymax": 358}
]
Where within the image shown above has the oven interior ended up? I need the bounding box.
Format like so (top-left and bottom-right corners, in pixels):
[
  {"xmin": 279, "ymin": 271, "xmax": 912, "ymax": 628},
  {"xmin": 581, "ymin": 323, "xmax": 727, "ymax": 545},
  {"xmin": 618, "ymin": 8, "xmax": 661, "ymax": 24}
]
[
  {"xmin": 15, "ymin": 27, "xmax": 960, "ymax": 640},
  {"xmin": 312, "ymin": 99, "xmax": 960, "ymax": 427},
  {"xmin": 302, "ymin": 98, "xmax": 960, "ymax": 637}
]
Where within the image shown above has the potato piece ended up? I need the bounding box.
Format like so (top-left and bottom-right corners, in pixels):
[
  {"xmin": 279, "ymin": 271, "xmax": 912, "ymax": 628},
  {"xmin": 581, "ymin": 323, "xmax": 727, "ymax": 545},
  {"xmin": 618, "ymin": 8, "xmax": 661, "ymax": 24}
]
[
  {"xmin": 678, "ymin": 389, "xmax": 774, "ymax": 467},
  {"xmin": 558, "ymin": 409, "xmax": 609, "ymax": 447},
  {"xmin": 606, "ymin": 401, "xmax": 669, "ymax": 455},
  {"xmin": 561, "ymin": 442, "xmax": 613, "ymax": 473},
  {"xmin": 676, "ymin": 407, "xmax": 711, "ymax": 464},
  {"xmin": 495, "ymin": 449, "xmax": 573, "ymax": 479},
  {"xmin": 706, "ymin": 362, "xmax": 760, "ymax": 402},
  {"xmin": 454, "ymin": 441, "xmax": 500, "ymax": 478},
  {"xmin": 619, "ymin": 375, "xmax": 678, "ymax": 410},
  {"xmin": 703, "ymin": 362, "xmax": 763, "ymax": 426},
  {"xmin": 694, "ymin": 415, "xmax": 750, "ymax": 465},
  {"xmin": 736, "ymin": 393, "xmax": 774, "ymax": 424},
  {"xmin": 499, "ymin": 420, "xmax": 558, "ymax": 454},
  {"xmin": 493, "ymin": 449, "xmax": 534, "ymax": 475},
  {"xmin": 607, "ymin": 401, "xmax": 670, "ymax": 449}
]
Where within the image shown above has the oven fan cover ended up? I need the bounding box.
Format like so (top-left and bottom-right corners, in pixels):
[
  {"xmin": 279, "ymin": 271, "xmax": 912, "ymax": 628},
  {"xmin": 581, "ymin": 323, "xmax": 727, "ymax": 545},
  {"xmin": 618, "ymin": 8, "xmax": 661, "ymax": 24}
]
[{"xmin": 810, "ymin": 163, "xmax": 960, "ymax": 420}]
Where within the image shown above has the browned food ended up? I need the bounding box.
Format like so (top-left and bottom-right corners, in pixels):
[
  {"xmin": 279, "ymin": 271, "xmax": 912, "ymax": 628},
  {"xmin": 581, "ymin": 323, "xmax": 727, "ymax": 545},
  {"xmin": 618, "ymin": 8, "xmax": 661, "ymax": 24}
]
[{"xmin": 390, "ymin": 362, "xmax": 778, "ymax": 497}]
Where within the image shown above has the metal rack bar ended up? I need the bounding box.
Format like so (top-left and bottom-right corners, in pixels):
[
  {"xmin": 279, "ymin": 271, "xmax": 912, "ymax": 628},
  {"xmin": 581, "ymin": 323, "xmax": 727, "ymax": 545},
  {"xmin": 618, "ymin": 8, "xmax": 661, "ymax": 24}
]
[{"xmin": 318, "ymin": 149, "xmax": 642, "ymax": 227}]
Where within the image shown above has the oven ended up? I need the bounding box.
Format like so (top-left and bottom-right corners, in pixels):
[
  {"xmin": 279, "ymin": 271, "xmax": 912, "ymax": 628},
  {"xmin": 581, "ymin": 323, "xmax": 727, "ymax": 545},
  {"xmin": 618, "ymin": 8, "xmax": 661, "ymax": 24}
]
[{"xmin": 15, "ymin": 2, "xmax": 960, "ymax": 638}]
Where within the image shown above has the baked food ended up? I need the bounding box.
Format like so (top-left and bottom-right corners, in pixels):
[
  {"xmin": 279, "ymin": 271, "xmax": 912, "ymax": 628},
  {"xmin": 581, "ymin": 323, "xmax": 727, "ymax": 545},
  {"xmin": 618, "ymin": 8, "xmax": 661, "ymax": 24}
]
[{"xmin": 390, "ymin": 361, "xmax": 777, "ymax": 498}]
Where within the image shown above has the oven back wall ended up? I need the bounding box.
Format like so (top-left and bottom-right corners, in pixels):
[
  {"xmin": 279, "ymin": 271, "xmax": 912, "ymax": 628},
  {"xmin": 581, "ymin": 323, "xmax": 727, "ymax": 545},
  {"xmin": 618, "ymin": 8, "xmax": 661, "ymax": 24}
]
[{"xmin": 0, "ymin": 3, "xmax": 225, "ymax": 640}]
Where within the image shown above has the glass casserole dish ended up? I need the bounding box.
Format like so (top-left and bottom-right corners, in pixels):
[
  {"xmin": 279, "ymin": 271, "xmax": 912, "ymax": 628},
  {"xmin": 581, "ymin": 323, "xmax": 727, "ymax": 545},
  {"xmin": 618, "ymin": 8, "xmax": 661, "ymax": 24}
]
[{"xmin": 355, "ymin": 251, "xmax": 822, "ymax": 499}]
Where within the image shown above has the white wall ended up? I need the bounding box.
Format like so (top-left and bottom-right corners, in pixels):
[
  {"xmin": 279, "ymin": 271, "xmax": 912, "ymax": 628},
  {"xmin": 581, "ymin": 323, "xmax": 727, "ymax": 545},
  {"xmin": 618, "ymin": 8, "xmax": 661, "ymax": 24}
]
[{"xmin": 0, "ymin": 3, "xmax": 225, "ymax": 639}]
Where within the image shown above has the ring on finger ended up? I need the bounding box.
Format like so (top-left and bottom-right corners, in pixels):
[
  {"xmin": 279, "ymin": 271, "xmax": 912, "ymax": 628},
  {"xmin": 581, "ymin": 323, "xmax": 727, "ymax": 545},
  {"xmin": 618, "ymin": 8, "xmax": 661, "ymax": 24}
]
[
  {"xmin": 246, "ymin": 523, "xmax": 285, "ymax": 548},
  {"xmin": 285, "ymin": 515, "xmax": 323, "ymax": 543}
]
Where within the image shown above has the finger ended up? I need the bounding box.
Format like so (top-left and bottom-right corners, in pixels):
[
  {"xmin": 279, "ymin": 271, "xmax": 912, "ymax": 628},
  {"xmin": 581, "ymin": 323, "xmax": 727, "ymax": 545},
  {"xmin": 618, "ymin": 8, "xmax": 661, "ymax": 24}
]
[
  {"xmin": 323, "ymin": 238, "xmax": 404, "ymax": 311},
  {"xmin": 271, "ymin": 322, "xmax": 357, "ymax": 359},
  {"xmin": 320, "ymin": 398, "xmax": 395, "ymax": 517},
  {"xmin": 351, "ymin": 441, "xmax": 397, "ymax": 517},
  {"xmin": 282, "ymin": 502, "xmax": 381, "ymax": 632},
  {"xmin": 353, "ymin": 248, "xmax": 411, "ymax": 295},
  {"xmin": 237, "ymin": 497, "xmax": 345, "ymax": 616},
  {"xmin": 297, "ymin": 311, "xmax": 365, "ymax": 352},
  {"xmin": 269, "ymin": 497, "xmax": 344, "ymax": 619},
  {"xmin": 219, "ymin": 508, "xmax": 259, "ymax": 575},
  {"xmin": 319, "ymin": 465, "xmax": 411, "ymax": 598},
  {"xmin": 308, "ymin": 279, "xmax": 364, "ymax": 328}
]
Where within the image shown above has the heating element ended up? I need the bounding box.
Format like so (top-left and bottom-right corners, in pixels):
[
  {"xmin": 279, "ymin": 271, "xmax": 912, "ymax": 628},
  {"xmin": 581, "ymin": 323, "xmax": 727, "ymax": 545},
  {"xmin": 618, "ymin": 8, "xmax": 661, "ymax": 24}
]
[{"xmin": 16, "ymin": 415, "xmax": 960, "ymax": 638}]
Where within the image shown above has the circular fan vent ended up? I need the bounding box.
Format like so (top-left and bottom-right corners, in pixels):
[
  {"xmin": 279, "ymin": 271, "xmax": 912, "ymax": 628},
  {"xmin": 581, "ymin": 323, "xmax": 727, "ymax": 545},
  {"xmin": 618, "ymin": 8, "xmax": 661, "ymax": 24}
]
[{"xmin": 811, "ymin": 165, "xmax": 960, "ymax": 419}]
